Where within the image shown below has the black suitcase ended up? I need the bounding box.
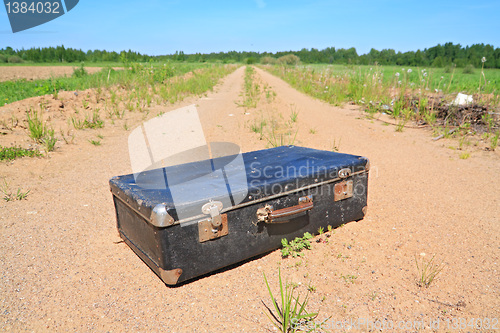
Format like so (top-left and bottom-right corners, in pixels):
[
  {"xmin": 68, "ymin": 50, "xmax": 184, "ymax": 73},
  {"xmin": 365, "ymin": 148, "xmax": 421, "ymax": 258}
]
[{"xmin": 109, "ymin": 145, "xmax": 369, "ymax": 285}]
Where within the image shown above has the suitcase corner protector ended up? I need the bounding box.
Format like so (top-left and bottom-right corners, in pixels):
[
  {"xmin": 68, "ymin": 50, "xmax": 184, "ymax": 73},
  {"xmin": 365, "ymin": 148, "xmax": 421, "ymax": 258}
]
[
  {"xmin": 159, "ymin": 268, "xmax": 183, "ymax": 285},
  {"xmin": 150, "ymin": 204, "xmax": 175, "ymax": 227}
]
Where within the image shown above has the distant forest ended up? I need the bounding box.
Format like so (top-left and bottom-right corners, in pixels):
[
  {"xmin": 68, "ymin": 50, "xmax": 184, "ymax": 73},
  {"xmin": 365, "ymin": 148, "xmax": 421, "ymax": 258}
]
[{"xmin": 1, "ymin": 42, "xmax": 499, "ymax": 68}]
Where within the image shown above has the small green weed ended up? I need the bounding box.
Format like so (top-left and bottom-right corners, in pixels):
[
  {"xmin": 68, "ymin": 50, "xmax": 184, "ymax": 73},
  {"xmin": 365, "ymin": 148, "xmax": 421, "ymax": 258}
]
[
  {"xmin": 264, "ymin": 119, "xmax": 298, "ymax": 148},
  {"xmin": 89, "ymin": 139, "xmax": 101, "ymax": 146},
  {"xmin": 72, "ymin": 63, "xmax": 87, "ymax": 78},
  {"xmin": 459, "ymin": 152, "xmax": 470, "ymax": 159},
  {"xmin": 1, "ymin": 179, "xmax": 30, "ymax": 201},
  {"xmin": 26, "ymin": 111, "xmax": 45, "ymax": 142},
  {"xmin": 307, "ymin": 283, "xmax": 317, "ymax": 292},
  {"xmin": 340, "ymin": 274, "xmax": 358, "ymax": 284},
  {"xmin": 415, "ymin": 254, "xmax": 445, "ymax": 288},
  {"xmin": 0, "ymin": 146, "xmax": 41, "ymax": 161},
  {"xmin": 41, "ymin": 128, "xmax": 57, "ymax": 152},
  {"xmin": 289, "ymin": 105, "xmax": 299, "ymax": 123},
  {"xmin": 331, "ymin": 138, "xmax": 341, "ymax": 152},
  {"xmin": 281, "ymin": 232, "xmax": 313, "ymax": 258},
  {"xmin": 262, "ymin": 268, "xmax": 318, "ymax": 333},
  {"xmin": 490, "ymin": 131, "xmax": 499, "ymax": 150},
  {"xmin": 250, "ymin": 119, "xmax": 266, "ymax": 140}
]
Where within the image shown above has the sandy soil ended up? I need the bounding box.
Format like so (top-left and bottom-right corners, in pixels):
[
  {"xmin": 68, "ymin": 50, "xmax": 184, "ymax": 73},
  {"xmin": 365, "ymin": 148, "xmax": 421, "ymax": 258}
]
[
  {"xmin": 0, "ymin": 66, "xmax": 499, "ymax": 332},
  {"xmin": 0, "ymin": 66, "xmax": 111, "ymax": 82}
]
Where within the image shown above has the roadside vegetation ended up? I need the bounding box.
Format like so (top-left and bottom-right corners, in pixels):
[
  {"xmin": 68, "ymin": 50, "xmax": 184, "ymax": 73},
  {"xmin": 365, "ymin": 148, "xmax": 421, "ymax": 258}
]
[
  {"xmin": 0, "ymin": 62, "xmax": 238, "ymax": 162},
  {"xmin": 0, "ymin": 62, "xmax": 221, "ymax": 105},
  {"xmin": 263, "ymin": 62, "xmax": 499, "ymax": 150}
]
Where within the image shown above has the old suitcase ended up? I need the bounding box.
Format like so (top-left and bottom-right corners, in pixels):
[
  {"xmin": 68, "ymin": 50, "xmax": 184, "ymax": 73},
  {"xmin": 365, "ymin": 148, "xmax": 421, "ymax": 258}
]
[{"xmin": 109, "ymin": 145, "xmax": 369, "ymax": 285}]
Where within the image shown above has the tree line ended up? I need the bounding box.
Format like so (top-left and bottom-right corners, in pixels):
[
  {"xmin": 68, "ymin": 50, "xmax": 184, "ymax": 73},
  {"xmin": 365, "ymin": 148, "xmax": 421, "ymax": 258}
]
[{"xmin": 1, "ymin": 42, "xmax": 499, "ymax": 68}]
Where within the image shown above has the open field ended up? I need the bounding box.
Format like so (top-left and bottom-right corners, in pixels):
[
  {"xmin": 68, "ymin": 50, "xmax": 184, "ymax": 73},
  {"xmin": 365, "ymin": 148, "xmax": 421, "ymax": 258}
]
[
  {"xmin": 0, "ymin": 66, "xmax": 111, "ymax": 82},
  {"xmin": 1, "ymin": 65, "xmax": 499, "ymax": 331},
  {"xmin": 297, "ymin": 64, "xmax": 500, "ymax": 95}
]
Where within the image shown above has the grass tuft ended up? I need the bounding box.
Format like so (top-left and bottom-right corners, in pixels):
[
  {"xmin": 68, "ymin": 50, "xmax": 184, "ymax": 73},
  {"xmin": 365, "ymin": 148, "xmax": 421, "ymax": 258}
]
[
  {"xmin": 262, "ymin": 268, "xmax": 318, "ymax": 332},
  {"xmin": 415, "ymin": 254, "xmax": 445, "ymax": 288},
  {"xmin": 0, "ymin": 146, "xmax": 42, "ymax": 160}
]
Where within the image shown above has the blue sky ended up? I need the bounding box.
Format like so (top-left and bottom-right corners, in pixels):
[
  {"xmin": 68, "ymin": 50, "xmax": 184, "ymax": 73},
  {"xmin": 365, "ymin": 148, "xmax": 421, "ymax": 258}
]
[{"xmin": 1, "ymin": 0, "xmax": 499, "ymax": 55}]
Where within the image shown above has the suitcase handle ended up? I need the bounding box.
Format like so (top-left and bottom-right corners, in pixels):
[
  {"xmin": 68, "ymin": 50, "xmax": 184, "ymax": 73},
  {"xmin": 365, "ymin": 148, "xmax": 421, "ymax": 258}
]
[{"xmin": 258, "ymin": 195, "xmax": 313, "ymax": 224}]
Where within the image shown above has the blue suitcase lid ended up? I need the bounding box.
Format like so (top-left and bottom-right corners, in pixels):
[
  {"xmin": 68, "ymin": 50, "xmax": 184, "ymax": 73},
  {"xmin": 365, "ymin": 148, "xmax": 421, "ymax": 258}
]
[{"xmin": 110, "ymin": 145, "xmax": 369, "ymax": 226}]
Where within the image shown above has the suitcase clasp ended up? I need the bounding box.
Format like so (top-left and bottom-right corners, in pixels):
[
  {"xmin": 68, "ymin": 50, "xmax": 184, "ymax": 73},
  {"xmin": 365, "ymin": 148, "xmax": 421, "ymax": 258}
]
[{"xmin": 199, "ymin": 201, "xmax": 228, "ymax": 242}]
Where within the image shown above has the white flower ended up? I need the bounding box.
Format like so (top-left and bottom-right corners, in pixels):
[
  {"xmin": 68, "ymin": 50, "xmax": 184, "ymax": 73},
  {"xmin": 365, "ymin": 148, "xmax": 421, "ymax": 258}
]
[
  {"xmin": 402, "ymin": 68, "xmax": 405, "ymax": 71},
  {"xmin": 398, "ymin": 80, "xmax": 402, "ymax": 85},
  {"xmin": 441, "ymin": 76, "xmax": 444, "ymax": 79},
  {"xmin": 407, "ymin": 69, "xmax": 412, "ymax": 73},
  {"xmin": 435, "ymin": 89, "xmax": 438, "ymax": 92},
  {"xmin": 395, "ymin": 72, "xmax": 400, "ymax": 77},
  {"xmin": 423, "ymin": 72, "xmax": 427, "ymax": 77},
  {"xmin": 482, "ymin": 57, "xmax": 486, "ymax": 63}
]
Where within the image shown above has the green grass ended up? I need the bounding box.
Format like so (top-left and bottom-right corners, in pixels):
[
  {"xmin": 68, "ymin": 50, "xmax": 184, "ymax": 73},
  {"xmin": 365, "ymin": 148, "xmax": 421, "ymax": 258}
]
[
  {"xmin": 0, "ymin": 62, "xmax": 218, "ymax": 106},
  {"xmin": 25, "ymin": 110, "xmax": 57, "ymax": 151},
  {"xmin": 1, "ymin": 179, "xmax": 30, "ymax": 201},
  {"xmin": 277, "ymin": 64, "xmax": 500, "ymax": 95},
  {"xmin": 415, "ymin": 254, "xmax": 445, "ymax": 288},
  {"xmin": 0, "ymin": 146, "xmax": 42, "ymax": 160},
  {"xmin": 264, "ymin": 64, "xmax": 499, "ymax": 136},
  {"xmin": 237, "ymin": 66, "xmax": 260, "ymax": 108},
  {"xmin": 262, "ymin": 268, "xmax": 318, "ymax": 332},
  {"xmin": 89, "ymin": 139, "xmax": 101, "ymax": 146}
]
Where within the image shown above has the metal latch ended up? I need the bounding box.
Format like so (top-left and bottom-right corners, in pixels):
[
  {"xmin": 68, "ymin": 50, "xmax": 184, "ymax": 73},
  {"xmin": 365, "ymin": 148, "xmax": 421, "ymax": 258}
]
[
  {"xmin": 334, "ymin": 180, "xmax": 353, "ymax": 201},
  {"xmin": 199, "ymin": 201, "xmax": 228, "ymax": 242},
  {"xmin": 338, "ymin": 168, "xmax": 352, "ymax": 179}
]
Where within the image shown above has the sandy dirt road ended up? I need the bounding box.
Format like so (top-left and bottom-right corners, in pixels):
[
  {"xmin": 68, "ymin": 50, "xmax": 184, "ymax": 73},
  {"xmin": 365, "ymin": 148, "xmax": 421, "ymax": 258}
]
[{"xmin": 0, "ymin": 66, "xmax": 499, "ymax": 332}]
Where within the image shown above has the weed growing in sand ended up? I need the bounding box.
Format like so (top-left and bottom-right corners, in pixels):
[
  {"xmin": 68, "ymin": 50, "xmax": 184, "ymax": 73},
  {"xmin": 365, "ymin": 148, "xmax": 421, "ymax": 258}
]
[
  {"xmin": 490, "ymin": 131, "xmax": 499, "ymax": 150},
  {"xmin": 264, "ymin": 64, "xmax": 499, "ymax": 143},
  {"xmin": 89, "ymin": 139, "xmax": 101, "ymax": 146},
  {"xmin": 26, "ymin": 110, "xmax": 57, "ymax": 151},
  {"xmin": 237, "ymin": 66, "xmax": 260, "ymax": 108},
  {"xmin": 1, "ymin": 179, "xmax": 30, "ymax": 201},
  {"xmin": 262, "ymin": 268, "xmax": 318, "ymax": 332},
  {"xmin": 264, "ymin": 84, "xmax": 277, "ymax": 103},
  {"xmin": 0, "ymin": 146, "xmax": 42, "ymax": 161},
  {"xmin": 331, "ymin": 138, "xmax": 341, "ymax": 152},
  {"xmin": 264, "ymin": 118, "xmax": 298, "ymax": 148},
  {"xmin": 26, "ymin": 111, "xmax": 45, "ymax": 142},
  {"xmin": 289, "ymin": 104, "xmax": 299, "ymax": 123},
  {"xmin": 250, "ymin": 119, "xmax": 266, "ymax": 140},
  {"xmin": 307, "ymin": 283, "xmax": 317, "ymax": 293},
  {"xmin": 459, "ymin": 152, "xmax": 470, "ymax": 159},
  {"xmin": 60, "ymin": 128, "xmax": 75, "ymax": 144},
  {"xmin": 415, "ymin": 254, "xmax": 445, "ymax": 288},
  {"xmin": 281, "ymin": 232, "xmax": 313, "ymax": 258},
  {"xmin": 340, "ymin": 274, "xmax": 358, "ymax": 284},
  {"xmin": 41, "ymin": 128, "xmax": 57, "ymax": 152},
  {"xmin": 71, "ymin": 109, "xmax": 104, "ymax": 130}
]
